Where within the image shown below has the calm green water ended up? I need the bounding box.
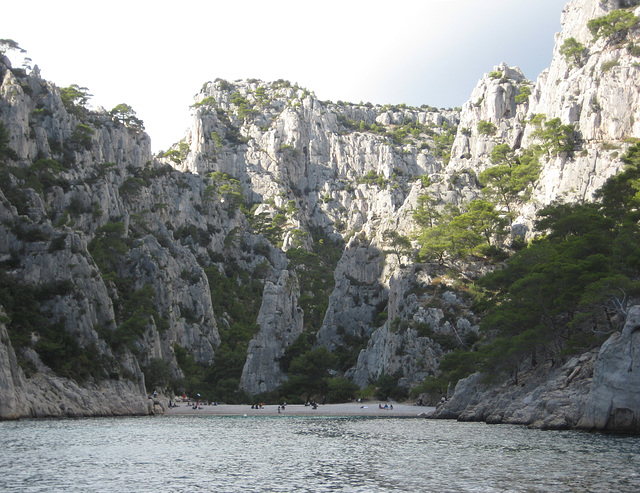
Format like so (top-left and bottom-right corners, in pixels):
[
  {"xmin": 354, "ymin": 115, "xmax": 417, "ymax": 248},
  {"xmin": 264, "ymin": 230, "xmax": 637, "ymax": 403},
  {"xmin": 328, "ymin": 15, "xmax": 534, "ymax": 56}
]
[{"xmin": 1, "ymin": 415, "xmax": 639, "ymax": 492}]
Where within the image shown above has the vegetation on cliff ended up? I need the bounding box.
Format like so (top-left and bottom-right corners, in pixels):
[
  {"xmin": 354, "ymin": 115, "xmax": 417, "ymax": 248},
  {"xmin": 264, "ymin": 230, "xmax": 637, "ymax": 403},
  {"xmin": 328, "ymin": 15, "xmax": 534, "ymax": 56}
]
[
  {"xmin": 424, "ymin": 142, "xmax": 640, "ymax": 392},
  {"xmin": 3, "ymin": 3, "xmax": 640, "ymax": 417}
]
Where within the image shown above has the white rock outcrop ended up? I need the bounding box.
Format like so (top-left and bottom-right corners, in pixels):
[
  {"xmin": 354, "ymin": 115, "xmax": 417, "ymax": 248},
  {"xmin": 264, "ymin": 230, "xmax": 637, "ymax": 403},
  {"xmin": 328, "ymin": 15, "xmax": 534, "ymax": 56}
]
[
  {"xmin": 2, "ymin": 0, "xmax": 639, "ymax": 430},
  {"xmin": 578, "ymin": 305, "xmax": 640, "ymax": 432},
  {"xmin": 0, "ymin": 55, "xmax": 225, "ymax": 418},
  {"xmin": 240, "ymin": 270, "xmax": 304, "ymax": 394}
]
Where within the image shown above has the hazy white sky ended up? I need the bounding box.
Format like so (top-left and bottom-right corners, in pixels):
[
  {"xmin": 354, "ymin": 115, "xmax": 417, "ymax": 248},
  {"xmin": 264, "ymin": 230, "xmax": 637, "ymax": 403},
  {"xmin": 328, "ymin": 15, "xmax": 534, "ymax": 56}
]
[{"xmin": 4, "ymin": 0, "xmax": 568, "ymax": 153}]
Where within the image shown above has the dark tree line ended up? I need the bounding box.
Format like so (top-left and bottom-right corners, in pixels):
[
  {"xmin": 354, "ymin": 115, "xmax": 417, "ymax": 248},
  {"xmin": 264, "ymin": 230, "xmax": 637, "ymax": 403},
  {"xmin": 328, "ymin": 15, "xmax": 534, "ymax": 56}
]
[{"xmin": 439, "ymin": 142, "xmax": 640, "ymax": 386}]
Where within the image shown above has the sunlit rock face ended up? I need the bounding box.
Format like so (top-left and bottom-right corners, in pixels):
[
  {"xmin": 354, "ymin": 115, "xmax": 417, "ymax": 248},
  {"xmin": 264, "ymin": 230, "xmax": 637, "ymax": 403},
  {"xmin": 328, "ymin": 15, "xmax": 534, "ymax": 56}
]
[{"xmin": 2, "ymin": 0, "xmax": 640, "ymax": 422}]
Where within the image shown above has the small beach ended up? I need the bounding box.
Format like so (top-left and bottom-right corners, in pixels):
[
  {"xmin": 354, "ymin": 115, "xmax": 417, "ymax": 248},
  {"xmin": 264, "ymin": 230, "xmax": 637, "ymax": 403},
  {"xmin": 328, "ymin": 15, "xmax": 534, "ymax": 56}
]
[{"xmin": 164, "ymin": 402, "xmax": 434, "ymax": 417}]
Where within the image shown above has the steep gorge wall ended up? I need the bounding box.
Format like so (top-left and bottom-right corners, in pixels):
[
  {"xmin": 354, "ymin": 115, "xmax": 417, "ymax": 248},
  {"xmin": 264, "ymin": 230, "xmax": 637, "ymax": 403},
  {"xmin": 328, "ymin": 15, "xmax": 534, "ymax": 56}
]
[
  {"xmin": 449, "ymin": 0, "xmax": 640, "ymax": 232},
  {"xmin": 175, "ymin": 79, "xmax": 463, "ymax": 393},
  {"xmin": 1, "ymin": 0, "xmax": 639, "ymax": 423},
  {"xmin": 0, "ymin": 55, "xmax": 238, "ymax": 417},
  {"xmin": 429, "ymin": 0, "xmax": 640, "ymax": 430}
]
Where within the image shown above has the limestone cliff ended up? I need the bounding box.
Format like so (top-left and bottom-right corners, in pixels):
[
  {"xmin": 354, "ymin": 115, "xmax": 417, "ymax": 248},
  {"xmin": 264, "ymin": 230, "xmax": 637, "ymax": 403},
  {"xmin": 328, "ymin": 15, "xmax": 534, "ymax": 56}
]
[
  {"xmin": 425, "ymin": 0, "xmax": 640, "ymax": 430},
  {"xmin": 0, "ymin": 310, "xmax": 153, "ymax": 418},
  {"xmin": 1, "ymin": 0, "xmax": 639, "ymax": 430},
  {"xmin": 578, "ymin": 305, "xmax": 640, "ymax": 433},
  {"xmin": 173, "ymin": 79, "xmax": 463, "ymax": 393},
  {"xmin": 449, "ymin": 0, "xmax": 640, "ymax": 234},
  {"xmin": 429, "ymin": 305, "xmax": 640, "ymax": 431},
  {"xmin": 522, "ymin": 0, "xmax": 640, "ymax": 208},
  {"xmin": 0, "ymin": 54, "xmax": 229, "ymax": 417}
]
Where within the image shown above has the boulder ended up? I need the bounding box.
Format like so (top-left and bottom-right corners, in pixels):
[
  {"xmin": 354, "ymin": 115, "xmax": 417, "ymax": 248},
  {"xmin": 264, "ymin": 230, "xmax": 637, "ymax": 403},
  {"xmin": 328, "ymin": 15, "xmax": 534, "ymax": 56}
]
[{"xmin": 578, "ymin": 306, "xmax": 640, "ymax": 432}]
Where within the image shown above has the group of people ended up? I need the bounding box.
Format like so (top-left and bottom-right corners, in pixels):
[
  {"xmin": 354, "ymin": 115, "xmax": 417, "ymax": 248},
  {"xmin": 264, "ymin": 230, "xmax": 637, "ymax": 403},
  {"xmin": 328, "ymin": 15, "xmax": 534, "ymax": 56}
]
[
  {"xmin": 378, "ymin": 403, "xmax": 394, "ymax": 410},
  {"xmin": 172, "ymin": 396, "xmax": 219, "ymax": 410}
]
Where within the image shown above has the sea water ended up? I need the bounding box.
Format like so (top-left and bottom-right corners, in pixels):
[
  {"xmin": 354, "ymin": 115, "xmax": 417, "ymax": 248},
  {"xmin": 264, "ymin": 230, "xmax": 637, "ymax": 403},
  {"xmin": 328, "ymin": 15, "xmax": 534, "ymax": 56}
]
[{"xmin": 1, "ymin": 415, "xmax": 639, "ymax": 492}]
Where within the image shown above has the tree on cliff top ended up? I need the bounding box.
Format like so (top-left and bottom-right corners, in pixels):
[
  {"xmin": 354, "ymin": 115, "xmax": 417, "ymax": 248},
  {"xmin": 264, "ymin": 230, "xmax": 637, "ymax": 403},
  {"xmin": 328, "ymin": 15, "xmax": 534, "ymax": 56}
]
[
  {"xmin": 110, "ymin": 103, "xmax": 145, "ymax": 131},
  {"xmin": 0, "ymin": 39, "xmax": 26, "ymax": 55},
  {"xmin": 588, "ymin": 9, "xmax": 638, "ymax": 43},
  {"xmin": 382, "ymin": 230, "xmax": 412, "ymax": 266}
]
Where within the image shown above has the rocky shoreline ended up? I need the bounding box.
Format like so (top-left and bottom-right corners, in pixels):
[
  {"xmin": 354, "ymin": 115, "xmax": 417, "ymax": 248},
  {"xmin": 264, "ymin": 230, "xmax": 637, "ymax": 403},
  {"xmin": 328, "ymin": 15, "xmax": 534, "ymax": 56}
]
[{"xmin": 428, "ymin": 306, "xmax": 640, "ymax": 434}]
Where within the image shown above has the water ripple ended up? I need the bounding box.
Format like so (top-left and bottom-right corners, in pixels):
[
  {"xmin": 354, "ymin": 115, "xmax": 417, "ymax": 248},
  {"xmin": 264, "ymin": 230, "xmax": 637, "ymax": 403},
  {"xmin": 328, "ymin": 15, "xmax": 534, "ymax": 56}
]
[{"xmin": 0, "ymin": 416, "xmax": 639, "ymax": 492}]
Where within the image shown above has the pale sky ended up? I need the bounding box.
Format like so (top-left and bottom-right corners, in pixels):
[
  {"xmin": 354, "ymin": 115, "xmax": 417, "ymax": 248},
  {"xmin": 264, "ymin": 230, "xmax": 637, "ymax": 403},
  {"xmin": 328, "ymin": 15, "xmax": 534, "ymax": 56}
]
[{"xmin": 4, "ymin": 0, "xmax": 568, "ymax": 153}]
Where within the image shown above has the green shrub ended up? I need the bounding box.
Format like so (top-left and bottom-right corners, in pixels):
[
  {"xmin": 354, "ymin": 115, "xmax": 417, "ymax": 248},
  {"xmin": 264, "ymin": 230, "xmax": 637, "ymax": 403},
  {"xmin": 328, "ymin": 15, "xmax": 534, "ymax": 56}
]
[
  {"xmin": 48, "ymin": 234, "xmax": 67, "ymax": 253},
  {"xmin": 374, "ymin": 373, "xmax": 408, "ymax": 401},
  {"xmin": 163, "ymin": 140, "xmax": 189, "ymax": 165},
  {"xmin": 215, "ymin": 78, "xmax": 233, "ymax": 91},
  {"xmin": 409, "ymin": 375, "xmax": 448, "ymax": 399},
  {"xmin": 515, "ymin": 86, "xmax": 532, "ymax": 105},
  {"xmin": 601, "ymin": 59, "xmax": 620, "ymax": 72},
  {"xmin": 432, "ymin": 125, "xmax": 457, "ymax": 162},
  {"xmin": 31, "ymin": 158, "xmax": 67, "ymax": 174},
  {"xmin": 531, "ymin": 116, "xmax": 575, "ymax": 154},
  {"xmin": 70, "ymin": 124, "xmax": 94, "ymax": 150},
  {"xmin": 206, "ymin": 171, "xmax": 244, "ymax": 210},
  {"xmin": 559, "ymin": 37, "xmax": 587, "ymax": 68},
  {"xmin": 326, "ymin": 377, "xmax": 359, "ymax": 403},
  {"xmin": 60, "ymin": 84, "xmax": 92, "ymax": 117},
  {"xmin": 230, "ymin": 91, "xmax": 257, "ymax": 120},
  {"xmin": 142, "ymin": 358, "xmax": 172, "ymax": 392},
  {"xmin": 358, "ymin": 170, "xmax": 387, "ymax": 187},
  {"xmin": 628, "ymin": 42, "xmax": 640, "ymax": 56},
  {"xmin": 477, "ymin": 120, "xmax": 497, "ymax": 136},
  {"xmin": 88, "ymin": 222, "xmax": 130, "ymax": 275},
  {"xmin": 110, "ymin": 103, "xmax": 145, "ymax": 131},
  {"xmin": 210, "ymin": 131, "xmax": 223, "ymax": 149},
  {"xmin": 490, "ymin": 143, "xmax": 512, "ymax": 165},
  {"xmin": 588, "ymin": 9, "xmax": 638, "ymax": 41},
  {"xmin": 279, "ymin": 144, "xmax": 298, "ymax": 156},
  {"xmin": 11, "ymin": 223, "xmax": 50, "ymax": 242},
  {"xmin": 119, "ymin": 177, "xmax": 146, "ymax": 198},
  {"xmin": 191, "ymin": 96, "xmax": 218, "ymax": 108},
  {"xmin": 414, "ymin": 323, "xmax": 460, "ymax": 351},
  {"xmin": 278, "ymin": 347, "xmax": 339, "ymax": 402},
  {"xmin": 21, "ymin": 158, "xmax": 70, "ymax": 195}
]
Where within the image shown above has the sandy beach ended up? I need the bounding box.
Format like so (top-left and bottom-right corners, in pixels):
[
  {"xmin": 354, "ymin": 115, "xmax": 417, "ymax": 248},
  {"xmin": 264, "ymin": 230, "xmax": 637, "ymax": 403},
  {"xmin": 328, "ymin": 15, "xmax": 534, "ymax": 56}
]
[{"xmin": 164, "ymin": 402, "xmax": 434, "ymax": 418}]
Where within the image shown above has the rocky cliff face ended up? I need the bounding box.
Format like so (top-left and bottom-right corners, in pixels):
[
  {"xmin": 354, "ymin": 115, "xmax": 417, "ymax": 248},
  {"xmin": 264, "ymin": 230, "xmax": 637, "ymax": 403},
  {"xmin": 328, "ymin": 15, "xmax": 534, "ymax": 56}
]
[
  {"xmin": 430, "ymin": 304, "xmax": 640, "ymax": 432},
  {"xmin": 426, "ymin": 0, "xmax": 640, "ymax": 429},
  {"xmin": 0, "ymin": 55, "xmax": 231, "ymax": 417},
  {"xmin": 578, "ymin": 305, "xmax": 640, "ymax": 433},
  {"xmin": 449, "ymin": 0, "xmax": 640, "ymax": 234},
  {"xmin": 522, "ymin": 0, "xmax": 639, "ymax": 208},
  {"xmin": 174, "ymin": 79, "xmax": 466, "ymax": 394},
  {"xmin": 1, "ymin": 0, "xmax": 639, "ymax": 427},
  {"xmin": 428, "ymin": 348, "xmax": 597, "ymax": 430},
  {"xmin": 1, "ymin": 53, "xmax": 461, "ymax": 413},
  {"xmin": 0, "ymin": 310, "xmax": 153, "ymax": 418}
]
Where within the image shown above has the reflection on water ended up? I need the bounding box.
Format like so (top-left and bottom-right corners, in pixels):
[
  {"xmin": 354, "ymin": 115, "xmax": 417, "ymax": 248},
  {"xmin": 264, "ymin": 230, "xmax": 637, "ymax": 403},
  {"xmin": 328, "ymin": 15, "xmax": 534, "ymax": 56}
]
[{"xmin": 1, "ymin": 415, "xmax": 639, "ymax": 492}]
